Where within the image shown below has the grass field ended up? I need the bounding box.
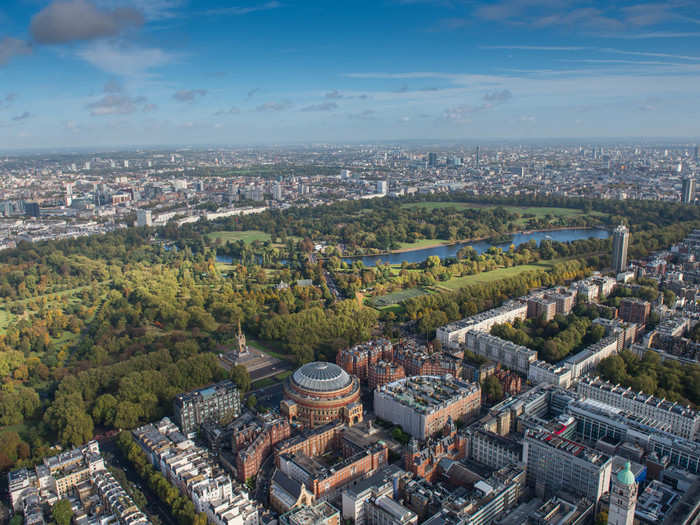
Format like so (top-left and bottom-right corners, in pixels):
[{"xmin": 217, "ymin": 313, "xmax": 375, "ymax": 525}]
[
  {"xmin": 247, "ymin": 337, "xmax": 293, "ymax": 362},
  {"xmin": 0, "ymin": 308, "xmax": 14, "ymax": 334},
  {"xmin": 396, "ymin": 238, "xmax": 450, "ymax": 250},
  {"xmin": 436, "ymin": 264, "xmax": 548, "ymax": 290},
  {"xmin": 368, "ymin": 287, "xmax": 429, "ymax": 307},
  {"xmin": 251, "ymin": 370, "xmax": 293, "ymax": 390},
  {"xmin": 401, "ymin": 202, "xmax": 606, "ymax": 225},
  {"xmin": 206, "ymin": 230, "xmax": 272, "ymax": 243}
]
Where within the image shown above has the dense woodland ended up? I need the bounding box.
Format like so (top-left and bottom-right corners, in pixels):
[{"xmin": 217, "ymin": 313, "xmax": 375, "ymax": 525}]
[
  {"xmin": 491, "ymin": 304, "xmax": 607, "ymax": 363},
  {"xmin": 598, "ymin": 350, "xmax": 700, "ymax": 408},
  {"xmin": 0, "ymin": 194, "xmax": 698, "ymax": 474}
]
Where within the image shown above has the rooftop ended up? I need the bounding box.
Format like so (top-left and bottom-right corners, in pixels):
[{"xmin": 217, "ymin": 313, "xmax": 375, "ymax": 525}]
[
  {"xmin": 291, "ymin": 362, "xmax": 352, "ymax": 392},
  {"xmin": 375, "ymin": 375, "xmax": 479, "ymax": 414}
]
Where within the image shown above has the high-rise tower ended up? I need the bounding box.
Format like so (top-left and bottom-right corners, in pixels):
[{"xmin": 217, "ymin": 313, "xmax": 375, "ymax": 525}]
[
  {"xmin": 607, "ymin": 461, "xmax": 637, "ymax": 525},
  {"xmin": 612, "ymin": 224, "xmax": 629, "ymax": 274},
  {"xmin": 682, "ymin": 177, "xmax": 696, "ymax": 204}
]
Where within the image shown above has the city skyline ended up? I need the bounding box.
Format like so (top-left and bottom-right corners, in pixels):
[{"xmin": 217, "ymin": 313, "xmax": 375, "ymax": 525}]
[{"xmin": 1, "ymin": 0, "xmax": 700, "ymax": 149}]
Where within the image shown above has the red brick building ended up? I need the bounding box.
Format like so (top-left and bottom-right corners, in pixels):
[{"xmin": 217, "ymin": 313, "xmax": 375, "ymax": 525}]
[
  {"xmin": 233, "ymin": 416, "xmax": 291, "ymax": 482},
  {"xmin": 336, "ymin": 339, "xmax": 393, "ymax": 381},
  {"xmin": 274, "ymin": 423, "xmax": 388, "ymax": 499},
  {"xmin": 494, "ymin": 368, "xmax": 522, "ymax": 397},
  {"xmin": 618, "ymin": 298, "xmax": 651, "ymax": 325},
  {"xmin": 368, "ymin": 360, "xmax": 405, "ymax": 390},
  {"xmin": 404, "ymin": 422, "xmax": 467, "ymax": 483}
]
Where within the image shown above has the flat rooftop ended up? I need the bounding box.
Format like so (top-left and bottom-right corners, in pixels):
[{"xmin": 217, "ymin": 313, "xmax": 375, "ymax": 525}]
[{"xmin": 376, "ymin": 375, "xmax": 479, "ymax": 413}]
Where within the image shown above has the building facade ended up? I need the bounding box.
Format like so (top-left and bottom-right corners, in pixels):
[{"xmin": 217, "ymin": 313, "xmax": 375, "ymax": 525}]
[
  {"xmin": 577, "ymin": 376, "xmax": 700, "ymax": 440},
  {"xmin": 523, "ymin": 428, "xmax": 612, "ymax": 503},
  {"xmin": 173, "ymin": 380, "xmax": 241, "ymax": 435},
  {"xmin": 612, "ymin": 225, "xmax": 630, "ymax": 274},
  {"xmin": 374, "ymin": 375, "xmax": 481, "ymax": 439}
]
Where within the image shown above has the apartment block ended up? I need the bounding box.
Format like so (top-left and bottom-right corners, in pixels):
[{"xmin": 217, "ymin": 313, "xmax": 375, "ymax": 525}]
[
  {"xmin": 436, "ymin": 301, "xmax": 528, "ymax": 348},
  {"xmin": 8, "ymin": 442, "xmax": 149, "ymax": 525},
  {"xmin": 133, "ymin": 418, "xmax": 258, "ymax": 525},
  {"xmin": 374, "ymin": 375, "xmax": 481, "ymax": 439},
  {"xmin": 464, "ymin": 330, "xmax": 537, "ymax": 375},
  {"xmin": 577, "ymin": 376, "xmax": 700, "ymax": 440},
  {"xmin": 173, "ymin": 380, "xmax": 241, "ymax": 435},
  {"xmin": 528, "ymin": 360, "xmax": 573, "ymax": 388}
]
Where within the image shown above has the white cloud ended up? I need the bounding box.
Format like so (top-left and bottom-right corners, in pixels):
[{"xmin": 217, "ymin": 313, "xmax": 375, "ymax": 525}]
[{"xmin": 76, "ymin": 41, "xmax": 176, "ymax": 76}]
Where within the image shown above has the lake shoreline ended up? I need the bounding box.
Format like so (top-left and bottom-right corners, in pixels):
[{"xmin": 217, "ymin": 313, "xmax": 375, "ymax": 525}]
[{"xmin": 340, "ymin": 225, "xmax": 604, "ymax": 259}]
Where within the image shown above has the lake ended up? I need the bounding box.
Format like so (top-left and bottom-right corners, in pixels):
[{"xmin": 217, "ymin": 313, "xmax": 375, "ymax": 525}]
[{"xmin": 342, "ymin": 228, "xmax": 610, "ymax": 267}]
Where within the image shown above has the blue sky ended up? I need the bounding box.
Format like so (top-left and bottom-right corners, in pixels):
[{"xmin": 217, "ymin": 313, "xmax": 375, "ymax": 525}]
[{"xmin": 1, "ymin": 0, "xmax": 700, "ymax": 148}]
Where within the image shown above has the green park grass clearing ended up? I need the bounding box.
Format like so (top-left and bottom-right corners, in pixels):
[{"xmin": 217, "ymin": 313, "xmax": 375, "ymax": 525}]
[
  {"xmin": 251, "ymin": 370, "xmax": 293, "ymax": 390},
  {"xmin": 377, "ymin": 304, "xmax": 405, "ymax": 315},
  {"xmin": 368, "ymin": 287, "xmax": 429, "ymax": 308},
  {"xmin": 436, "ymin": 264, "xmax": 547, "ymax": 290},
  {"xmin": 247, "ymin": 337, "xmax": 294, "ymax": 362},
  {"xmin": 215, "ymin": 262, "xmax": 237, "ymax": 272},
  {"xmin": 0, "ymin": 308, "xmax": 14, "ymax": 334},
  {"xmin": 207, "ymin": 230, "xmax": 272, "ymax": 243},
  {"xmin": 401, "ymin": 202, "xmax": 607, "ymax": 225},
  {"xmin": 396, "ymin": 238, "xmax": 450, "ymax": 250}
]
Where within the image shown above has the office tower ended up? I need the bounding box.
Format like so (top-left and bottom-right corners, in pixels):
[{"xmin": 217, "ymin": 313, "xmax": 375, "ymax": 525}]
[
  {"xmin": 607, "ymin": 462, "xmax": 638, "ymax": 525},
  {"xmin": 611, "ymin": 224, "xmax": 629, "ymax": 273},
  {"xmin": 377, "ymin": 180, "xmax": 388, "ymax": 194},
  {"xmin": 428, "ymin": 152, "xmax": 438, "ymax": 167},
  {"xmin": 65, "ymin": 183, "xmax": 72, "ymax": 207},
  {"xmin": 273, "ymin": 183, "xmax": 283, "ymax": 201},
  {"xmin": 681, "ymin": 177, "xmax": 696, "ymax": 204},
  {"xmin": 694, "ymin": 145, "xmax": 699, "ymax": 161},
  {"xmin": 475, "ymin": 146, "xmax": 480, "ymax": 168},
  {"xmin": 136, "ymin": 209, "xmax": 152, "ymax": 227},
  {"xmin": 123, "ymin": 160, "xmax": 129, "ymax": 168},
  {"xmin": 523, "ymin": 429, "xmax": 612, "ymax": 502},
  {"xmin": 84, "ymin": 161, "xmax": 91, "ymax": 170},
  {"xmin": 173, "ymin": 380, "xmax": 240, "ymax": 434}
]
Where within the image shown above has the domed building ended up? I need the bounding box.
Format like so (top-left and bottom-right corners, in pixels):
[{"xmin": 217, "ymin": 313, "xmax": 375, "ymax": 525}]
[{"xmin": 281, "ymin": 362, "xmax": 363, "ymax": 428}]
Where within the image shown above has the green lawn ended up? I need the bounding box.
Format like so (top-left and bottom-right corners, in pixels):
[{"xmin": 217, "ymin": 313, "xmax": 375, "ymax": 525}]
[
  {"xmin": 436, "ymin": 264, "xmax": 547, "ymax": 290},
  {"xmin": 0, "ymin": 308, "xmax": 14, "ymax": 334},
  {"xmin": 368, "ymin": 287, "xmax": 429, "ymax": 308},
  {"xmin": 251, "ymin": 370, "xmax": 293, "ymax": 390},
  {"xmin": 207, "ymin": 230, "xmax": 272, "ymax": 243},
  {"xmin": 377, "ymin": 304, "xmax": 405, "ymax": 315},
  {"xmin": 247, "ymin": 337, "xmax": 294, "ymax": 362},
  {"xmin": 401, "ymin": 202, "xmax": 606, "ymax": 226},
  {"xmin": 396, "ymin": 238, "xmax": 450, "ymax": 250},
  {"xmin": 215, "ymin": 262, "xmax": 237, "ymax": 272}
]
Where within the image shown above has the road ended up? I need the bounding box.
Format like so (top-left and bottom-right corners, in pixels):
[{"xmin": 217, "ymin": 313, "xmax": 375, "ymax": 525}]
[
  {"xmin": 254, "ymin": 454, "xmax": 276, "ymax": 505},
  {"xmin": 248, "ymin": 382, "xmax": 285, "ymax": 411},
  {"xmin": 99, "ymin": 437, "xmax": 178, "ymax": 525},
  {"xmin": 324, "ymin": 271, "xmax": 343, "ymax": 300}
]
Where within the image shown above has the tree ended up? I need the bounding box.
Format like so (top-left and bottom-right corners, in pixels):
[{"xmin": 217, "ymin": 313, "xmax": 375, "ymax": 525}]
[
  {"xmin": 245, "ymin": 476, "xmax": 256, "ymax": 492},
  {"xmin": 246, "ymin": 394, "xmax": 257, "ymax": 411},
  {"xmin": 599, "ymin": 355, "xmax": 628, "ymax": 385},
  {"xmin": 230, "ymin": 365, "xmax": 251, "ymax": 393},
  {"xmin": 663, "ymin": 289, "xmax": 676, "ymax": 307},
  {"xmin": 52, "ymin": 499, "xmax": 73, "ymax": 525},
  {"xmin": 482, "ymin": 375, "xmax": 504, "ymax": 402}
]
